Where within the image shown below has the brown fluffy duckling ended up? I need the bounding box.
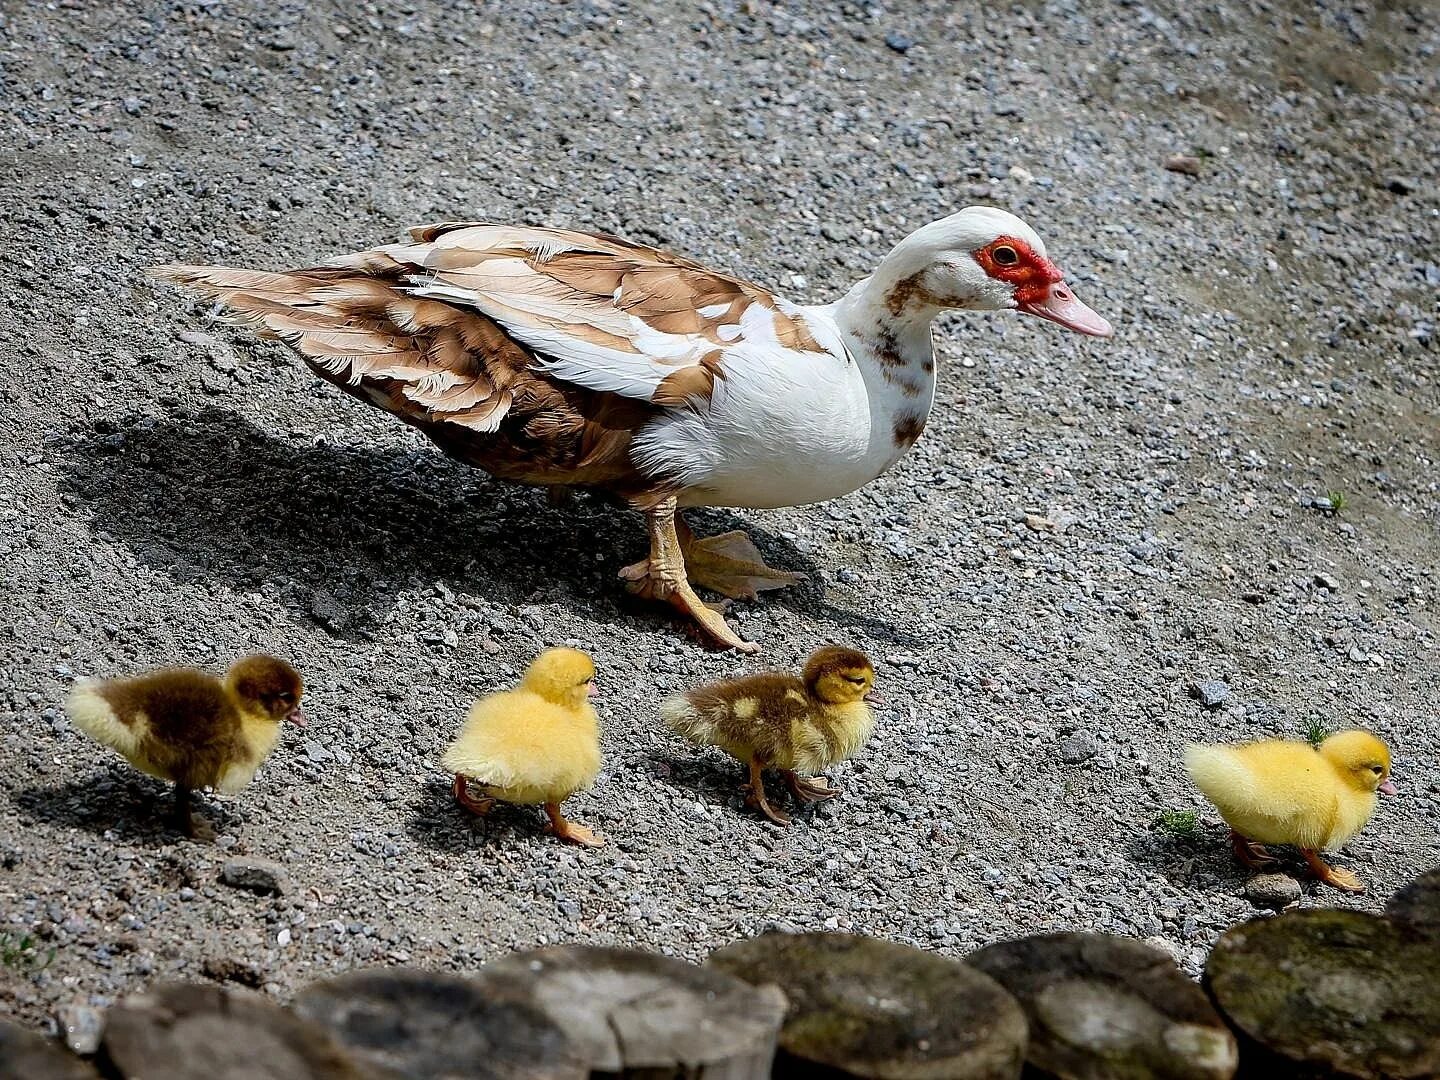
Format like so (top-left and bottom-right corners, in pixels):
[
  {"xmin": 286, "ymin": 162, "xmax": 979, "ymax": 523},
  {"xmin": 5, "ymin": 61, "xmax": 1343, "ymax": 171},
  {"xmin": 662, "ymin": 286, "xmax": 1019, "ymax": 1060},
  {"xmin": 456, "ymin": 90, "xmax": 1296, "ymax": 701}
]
[
  {"xmin": 66, "ymin": 655, "xmax": 305, "ymax": 837},
  {"xmin": 661, "ymin": 646, "xmax": 880, "ymax": 824}
]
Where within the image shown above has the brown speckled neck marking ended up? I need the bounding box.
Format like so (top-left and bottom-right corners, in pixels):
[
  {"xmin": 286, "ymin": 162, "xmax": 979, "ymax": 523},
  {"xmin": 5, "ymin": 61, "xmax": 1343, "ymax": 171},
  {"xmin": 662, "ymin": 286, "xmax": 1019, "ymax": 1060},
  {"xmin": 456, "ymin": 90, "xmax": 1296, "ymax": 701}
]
[
  {"xmin": 884, "ymin": 270, "xmax": 943, "ymax": 317},
  {"xmin": 892, "ymin": 413, "xmax": 926, "ymax": 447}
]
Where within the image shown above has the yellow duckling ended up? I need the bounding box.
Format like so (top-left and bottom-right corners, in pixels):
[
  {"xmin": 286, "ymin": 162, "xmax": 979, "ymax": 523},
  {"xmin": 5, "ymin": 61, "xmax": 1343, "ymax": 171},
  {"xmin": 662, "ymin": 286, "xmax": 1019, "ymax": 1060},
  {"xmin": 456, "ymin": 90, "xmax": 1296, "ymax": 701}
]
[
  {"xmin": 66, "ymin": 655, "xmax": 305, "ymax": 837},
  {"xmin": 441, "ymin": 648, "xmax": 603, "ymax": 848},
  {"xmin": 1184, "ymin": 730, "xmax": 1397, "ymax": 892},
  {"xmin": 661, "ymin": 646, "xmax": 880, "ymax": 825}
]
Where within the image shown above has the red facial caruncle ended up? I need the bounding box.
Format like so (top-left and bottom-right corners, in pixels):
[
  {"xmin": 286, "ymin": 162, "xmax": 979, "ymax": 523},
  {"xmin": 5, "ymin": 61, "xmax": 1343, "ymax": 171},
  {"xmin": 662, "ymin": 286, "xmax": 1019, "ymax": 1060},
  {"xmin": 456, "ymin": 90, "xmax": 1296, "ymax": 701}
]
[{"xmin": 973, "ymin": 235, "xmax": 1113, "ymax": 337}]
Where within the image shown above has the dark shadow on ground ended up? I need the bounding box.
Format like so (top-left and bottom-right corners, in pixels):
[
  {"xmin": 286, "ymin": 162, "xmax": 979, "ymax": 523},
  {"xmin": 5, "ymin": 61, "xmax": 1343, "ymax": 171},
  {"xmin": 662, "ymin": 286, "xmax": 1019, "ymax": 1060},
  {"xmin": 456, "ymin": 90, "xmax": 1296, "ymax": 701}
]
[
  {"xmin": 405, "ymin": 776, "xmax": 560, "ymax": 854},
  {"xmin": 645, "ymin": 751, "xmax": 828, "ymax": 827},
  {"xmin": 10, "ymin": 767, "xmax": 242, "ymax": 844},
  {"xmin": 55, "ymin": 408, "xmax": 917, "ymax": 646}
]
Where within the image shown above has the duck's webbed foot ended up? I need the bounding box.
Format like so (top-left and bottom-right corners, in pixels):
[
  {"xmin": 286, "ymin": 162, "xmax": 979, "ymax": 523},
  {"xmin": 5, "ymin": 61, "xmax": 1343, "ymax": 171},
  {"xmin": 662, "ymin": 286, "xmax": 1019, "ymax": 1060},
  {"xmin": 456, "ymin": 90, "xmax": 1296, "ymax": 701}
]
[
  {"xmin": 1230, "ymin": 829, "xmax": 1277, "ymax": 870},
  {"xmin": 677, "ymin": 519, "xmax": 805, "ymax": 601},
  {"xmin": 1302, "ymin": 848, "xmax": 1364, "ymax": 892},
  {"xmin": 784, "ymin": 771, "xmax": 838, "ymax": 803},
  {"xmin": 620, "ymin": 497, "xmax": 760, "ymax": 652}
]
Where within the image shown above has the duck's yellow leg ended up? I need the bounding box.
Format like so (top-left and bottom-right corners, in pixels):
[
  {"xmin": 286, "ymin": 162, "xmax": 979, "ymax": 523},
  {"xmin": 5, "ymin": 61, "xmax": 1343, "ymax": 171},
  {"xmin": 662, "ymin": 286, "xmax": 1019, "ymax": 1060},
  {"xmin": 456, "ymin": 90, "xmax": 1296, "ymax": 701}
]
[
  {"xmin": 1302, "ymin": 848, "xmax": 1364, "ymax": 892},
  {"xmin": 452, "ymin": 774, "xmax": 496, "ymax": 817},
  {"xmin": 784, "ymin": 771, "xmax": 838, "ymax": 802},
  {"xmin": 543, "ymin": 802, "xmax": 604, "ymax": 848},
  {"xmin": 619, "ymin": 497, "xmax": 760, "ymax": 652},
  {"xmin": 675, "ymin": 517, "xmax": 805, "ymax": 601},
  {"xmin": 1230, "ymin": 829, "xmax": 1277, "ymax": 870},
  {"xmin": 743, "ymin": 757, "xmax": 791, "ymax": 825}
]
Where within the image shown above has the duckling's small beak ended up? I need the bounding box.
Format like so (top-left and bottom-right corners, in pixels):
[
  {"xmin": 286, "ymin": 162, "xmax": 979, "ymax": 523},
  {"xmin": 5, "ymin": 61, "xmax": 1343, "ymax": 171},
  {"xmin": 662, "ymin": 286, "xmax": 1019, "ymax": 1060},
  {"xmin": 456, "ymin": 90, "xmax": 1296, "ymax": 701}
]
[
  {"xmin": 1379, "ymin": 778, "xmax": 1398, "ymax": 796},
  {"xmin": 286, "ymin": 707, "xmax": 307, "ymax": 728},
  {"xmin": 1018, "ymin": 282, "xmax": 1114, "ymax": 337},
  {"xmin": 864, "ymin": 689, "xmax": 885, "ymax": 707},
  {"xmin": 587, "ymin": 681, "xmax": 600, "ymax": 699}
]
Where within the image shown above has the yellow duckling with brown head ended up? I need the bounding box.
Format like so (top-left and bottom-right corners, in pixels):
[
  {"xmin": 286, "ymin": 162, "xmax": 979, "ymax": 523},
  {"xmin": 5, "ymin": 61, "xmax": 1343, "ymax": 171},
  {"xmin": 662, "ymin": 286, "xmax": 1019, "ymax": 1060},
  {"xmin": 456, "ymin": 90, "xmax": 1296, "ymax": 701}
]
[
  {"xmin": 1184, "ymin": 729, "xmax": 1397, "ymax": 892},
  {"xmin": 661, "ymin": 646, "xmax": 880, "ymax": 825},
  {"xmin": 441, "ymin": 647, "xmax": 603, "ymax": 848}
]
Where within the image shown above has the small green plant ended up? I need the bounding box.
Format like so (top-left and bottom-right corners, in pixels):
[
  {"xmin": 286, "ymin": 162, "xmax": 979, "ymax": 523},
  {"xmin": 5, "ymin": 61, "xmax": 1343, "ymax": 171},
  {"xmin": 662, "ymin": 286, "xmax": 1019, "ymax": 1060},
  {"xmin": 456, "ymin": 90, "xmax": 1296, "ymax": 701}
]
[
  {"xmin": 1154, "ymin": 809, "xmax": 1200, "ymax": 838},
  {"xmin": 1302, "ymin": 717, "xmax": 1331, "ymax": 747},
  {"xmin": 1324, "ymin": 490, "xmax": 1347, "ymax": 515},
  {"xmin": 0, "ymin": 932, "xmax": 56, "ymax": 974}
]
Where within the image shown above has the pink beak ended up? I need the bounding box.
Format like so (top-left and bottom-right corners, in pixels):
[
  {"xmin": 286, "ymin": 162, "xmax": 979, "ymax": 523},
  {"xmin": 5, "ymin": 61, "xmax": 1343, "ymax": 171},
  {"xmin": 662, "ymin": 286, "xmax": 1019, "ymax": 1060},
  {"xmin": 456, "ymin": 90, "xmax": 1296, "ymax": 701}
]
[
  {"xmin": 587, "ymin": 681, "xmax": 600, "ymax": 699},
  {"xmin": 286, "ymin": 707, "xmax": 307, "ymax": 728},
  {"xmin": 864, "ymin": 689, "xmax": 885, "ymax": 707},
  {"xmin": 1379, "ymin": 778, "xmax": 1398, "ymax": 796},
  {"xmin": 1019, "ymin": 282, "xmax": 1113, "ymax": 337}
]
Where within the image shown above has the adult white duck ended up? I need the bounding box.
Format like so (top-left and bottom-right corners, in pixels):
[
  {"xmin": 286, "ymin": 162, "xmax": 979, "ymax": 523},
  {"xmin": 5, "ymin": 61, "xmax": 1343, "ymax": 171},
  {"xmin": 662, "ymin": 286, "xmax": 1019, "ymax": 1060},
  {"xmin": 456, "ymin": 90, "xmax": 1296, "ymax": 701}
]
[{"xmin": 154, "ymin": 206, "xmax": 1111, "ymax": 651}]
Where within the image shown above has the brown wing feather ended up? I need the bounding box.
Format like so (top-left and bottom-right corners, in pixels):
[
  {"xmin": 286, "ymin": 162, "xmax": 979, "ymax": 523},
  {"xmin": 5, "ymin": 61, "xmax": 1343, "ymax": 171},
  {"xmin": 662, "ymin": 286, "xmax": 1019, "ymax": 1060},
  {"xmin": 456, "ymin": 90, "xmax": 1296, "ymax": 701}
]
[{"xmin": 150, "ymin": 260, "xmax": 657, "ymax": 493}]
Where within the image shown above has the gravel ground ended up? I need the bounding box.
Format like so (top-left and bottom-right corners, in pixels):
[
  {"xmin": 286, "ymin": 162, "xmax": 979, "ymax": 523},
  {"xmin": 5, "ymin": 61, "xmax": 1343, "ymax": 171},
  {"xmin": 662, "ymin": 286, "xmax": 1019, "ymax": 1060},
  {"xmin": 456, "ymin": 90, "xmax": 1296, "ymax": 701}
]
[{"xmin": 2, "ymin": 0, "xmax": 1437, "ymax": 1036}]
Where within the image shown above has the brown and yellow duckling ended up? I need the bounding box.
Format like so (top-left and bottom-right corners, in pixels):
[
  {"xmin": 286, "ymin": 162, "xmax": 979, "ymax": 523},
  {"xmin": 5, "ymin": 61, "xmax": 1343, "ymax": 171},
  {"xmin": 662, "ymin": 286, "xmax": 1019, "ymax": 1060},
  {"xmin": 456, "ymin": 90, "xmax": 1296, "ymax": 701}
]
[
  {"xmin": 441, "ymin": 648, "xmax": 604, "ymax": 847},
  {"xmin": 661, "ymin": 646, "xmax": 880, "ymax": 824},
  {"xmin": 66, "ymin": 654, "xmax": 305, "ymax": 837}
]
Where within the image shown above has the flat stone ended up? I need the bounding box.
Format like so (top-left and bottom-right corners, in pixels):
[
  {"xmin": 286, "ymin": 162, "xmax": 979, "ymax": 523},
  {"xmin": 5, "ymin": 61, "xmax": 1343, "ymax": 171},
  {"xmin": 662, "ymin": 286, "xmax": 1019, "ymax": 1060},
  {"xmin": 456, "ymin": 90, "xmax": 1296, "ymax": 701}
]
[
  {"xmin": 1387, "ymin": 867, "xmax": 1440, "ymax": 940},
  {"xmin": 1057, "ymin": 732, "xmax": 1099, "ymax": 765},
  {"xmin": 1205, "ymin": 909, "xmax": 1440, "ymax": 1078},
  {"xmin": 102, "ymin": 984, "xmax": 361, "ymax": 1079},
  {"xmin": 56, "ymin": 1003, "xmax": 105, "ymax": 1056},
  {"xmin": 0, "ymin": 1019, "xmax": 99, "ymax": 1079},
  {"xmin": 483, "ymin": 945, "xmax": 786, "ymax": 1076},
  {"xmin": 710, "ymin": 931, "xmax": 1027, "ymax": 1079},
  {"xmin": 219, "ymin": 856, "xmax": 289, "ymax": 896},
  {"xmin": 1189, "ymin": 680, "xmax": 1230, "ymax": 709},
  {"xmin": 1245, "ymin": 873, "xmax": 1302, "ymax": 909},
  {"xmin": 971, "ymin": 932, "xmax": 1237, "ymax": 1080},
  {"xmin": 295, "ymin": 967, "xmax": 586, "ymax": 1079}
]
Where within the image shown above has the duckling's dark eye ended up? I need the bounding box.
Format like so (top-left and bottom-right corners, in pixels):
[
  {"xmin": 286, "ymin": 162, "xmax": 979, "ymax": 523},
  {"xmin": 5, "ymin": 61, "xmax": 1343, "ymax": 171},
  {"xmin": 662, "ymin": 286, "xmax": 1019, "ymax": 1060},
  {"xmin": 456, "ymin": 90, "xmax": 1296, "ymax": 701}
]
[
  {"xmin": 992, "ymin": 245, "xmax": 1019, "ymax": 266},
  {"xmin": 845, "ymin": 675, "xmax": 867, "ymax": 685},
  {"xmin": 278, "ymin": 692, "xmax": 294, "ymax": 704},
  {"xmin": 1370, "ymin": 765, "xmax": 1384, "ymax": 775}
]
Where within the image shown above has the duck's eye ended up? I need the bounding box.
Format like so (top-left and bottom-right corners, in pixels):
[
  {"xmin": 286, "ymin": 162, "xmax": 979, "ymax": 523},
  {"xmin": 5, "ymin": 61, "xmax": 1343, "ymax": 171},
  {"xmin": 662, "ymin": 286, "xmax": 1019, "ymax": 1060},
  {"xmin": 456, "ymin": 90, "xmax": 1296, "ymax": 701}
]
[
  {"xmin": 279, "ymin": 692, "xmax": 294, "ymax": 704},
  {"xmin": 845, "ymin": 675, "xmax": 867, "ymax": 685},
  {"xmin": 992, "ymin": 245, "xmax": 1019, "ymax": 266},
  {"xmin": 1370, "ymin": 765, "xmax": 1384, "ymax": 775}
]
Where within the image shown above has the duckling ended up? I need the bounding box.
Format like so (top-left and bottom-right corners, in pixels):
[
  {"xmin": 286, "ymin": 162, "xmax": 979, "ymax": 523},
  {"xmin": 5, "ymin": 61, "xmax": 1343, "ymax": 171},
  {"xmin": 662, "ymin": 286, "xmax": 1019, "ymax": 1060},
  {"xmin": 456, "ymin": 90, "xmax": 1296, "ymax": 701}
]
[
  {"xmin": 1184, "ymin": 730, "xmax": 1397, "ymax": 892},
  {"xmin": 66, "ymin": 655, "xmax": 305, "ymax": 837},
  {"xmin": 441, "ymin": 648, "xmax": 603, "ymax": 848},
  {"xmin": 661, "ymin": 646, "xmax": 880, "ymax": 825}
]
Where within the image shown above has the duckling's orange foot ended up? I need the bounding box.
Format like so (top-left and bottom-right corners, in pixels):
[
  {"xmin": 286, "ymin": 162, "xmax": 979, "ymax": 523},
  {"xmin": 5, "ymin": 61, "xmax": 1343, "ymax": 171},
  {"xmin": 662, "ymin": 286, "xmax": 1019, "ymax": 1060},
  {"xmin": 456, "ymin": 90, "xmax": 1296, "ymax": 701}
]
[
  {"xmin": 1230, "ymin": 830, "xmax": 1277, "ymax": 870},
  {"xmin": 1303, "ymin": 849, "xmax": 1364, "ymax": 892},
  {"xmin": 681, "ymin": 529, "xmax": 805, "ymax": 601},
  {"xmin": 784, "ymin": 771, "xmax": 838, "ymax": 803},
  {"xmin": 742, "ymin": 784, "xmax": 792, "ymax": 826},
  {"xmin": 452, "ymin": 775, "xmax": 496, "ymax": 817},
  {"xmin": 543, "ymin": 803, "xmax": 604, "ymax": 848}
]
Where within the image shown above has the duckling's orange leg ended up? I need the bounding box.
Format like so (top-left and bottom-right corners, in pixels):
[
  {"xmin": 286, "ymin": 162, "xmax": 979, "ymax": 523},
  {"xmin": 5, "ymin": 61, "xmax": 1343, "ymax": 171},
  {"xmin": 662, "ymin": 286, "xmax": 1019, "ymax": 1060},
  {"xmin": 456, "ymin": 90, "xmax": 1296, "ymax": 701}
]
[
  {"xmin": 543, "ymin": 803, "xmax": 604, "ymax": 848},
  {"xmin": 784, "ymin": 771, "xmax": 838, "ymax": 802},
  {"xmin": 743, "ymin": 758, "xmax": 791, "ymax": 825},
  {"xmin": 1230, "ymin": 829, "xmax": 1277, "ymax": 869},
  {"xmin": 452, "ymin": 774, "xmax": 496, "ymax": 817},
  {"xmin": 675, "ymin": 517, "xmax": 805, "ymax": 601},
  {"xmin": 1302, "ymin": 849, "xmax": 1364, "ymax": 892},
  {"xmin": 620, "ymin": 496, "xmax": 760, "ymax": 653}
]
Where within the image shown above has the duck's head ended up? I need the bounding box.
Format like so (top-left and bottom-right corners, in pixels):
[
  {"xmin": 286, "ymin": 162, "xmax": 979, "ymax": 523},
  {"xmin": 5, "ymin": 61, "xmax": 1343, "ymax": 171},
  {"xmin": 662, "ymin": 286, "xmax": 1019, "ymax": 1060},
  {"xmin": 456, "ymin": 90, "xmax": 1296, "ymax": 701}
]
[
  {"xmin": 522, "ymin": 647, "xmax": 598, "ymax": 708},
  {"xmin": 226, "ymin": 654, "xmax": 306, "ymax": 726},
  {"xmin": 803, "ymin": 646, "xmax": 882, "ymax": 706},
  {"xmin": 872, "ymin": 206, "xmax": 1113, "ymax": 337},
  {"xmin": 1320, "ymin": 730, "xmax": 1397, "ymax": 796}
]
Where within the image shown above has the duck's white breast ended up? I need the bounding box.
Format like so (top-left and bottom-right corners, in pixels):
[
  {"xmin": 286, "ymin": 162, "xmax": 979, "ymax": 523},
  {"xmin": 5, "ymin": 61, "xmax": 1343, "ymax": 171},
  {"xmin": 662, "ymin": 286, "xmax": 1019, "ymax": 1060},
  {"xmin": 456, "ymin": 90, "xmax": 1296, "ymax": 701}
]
[{"xmin": 632, "ymin": 334, "xmax": 925, "ymax": 510}]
